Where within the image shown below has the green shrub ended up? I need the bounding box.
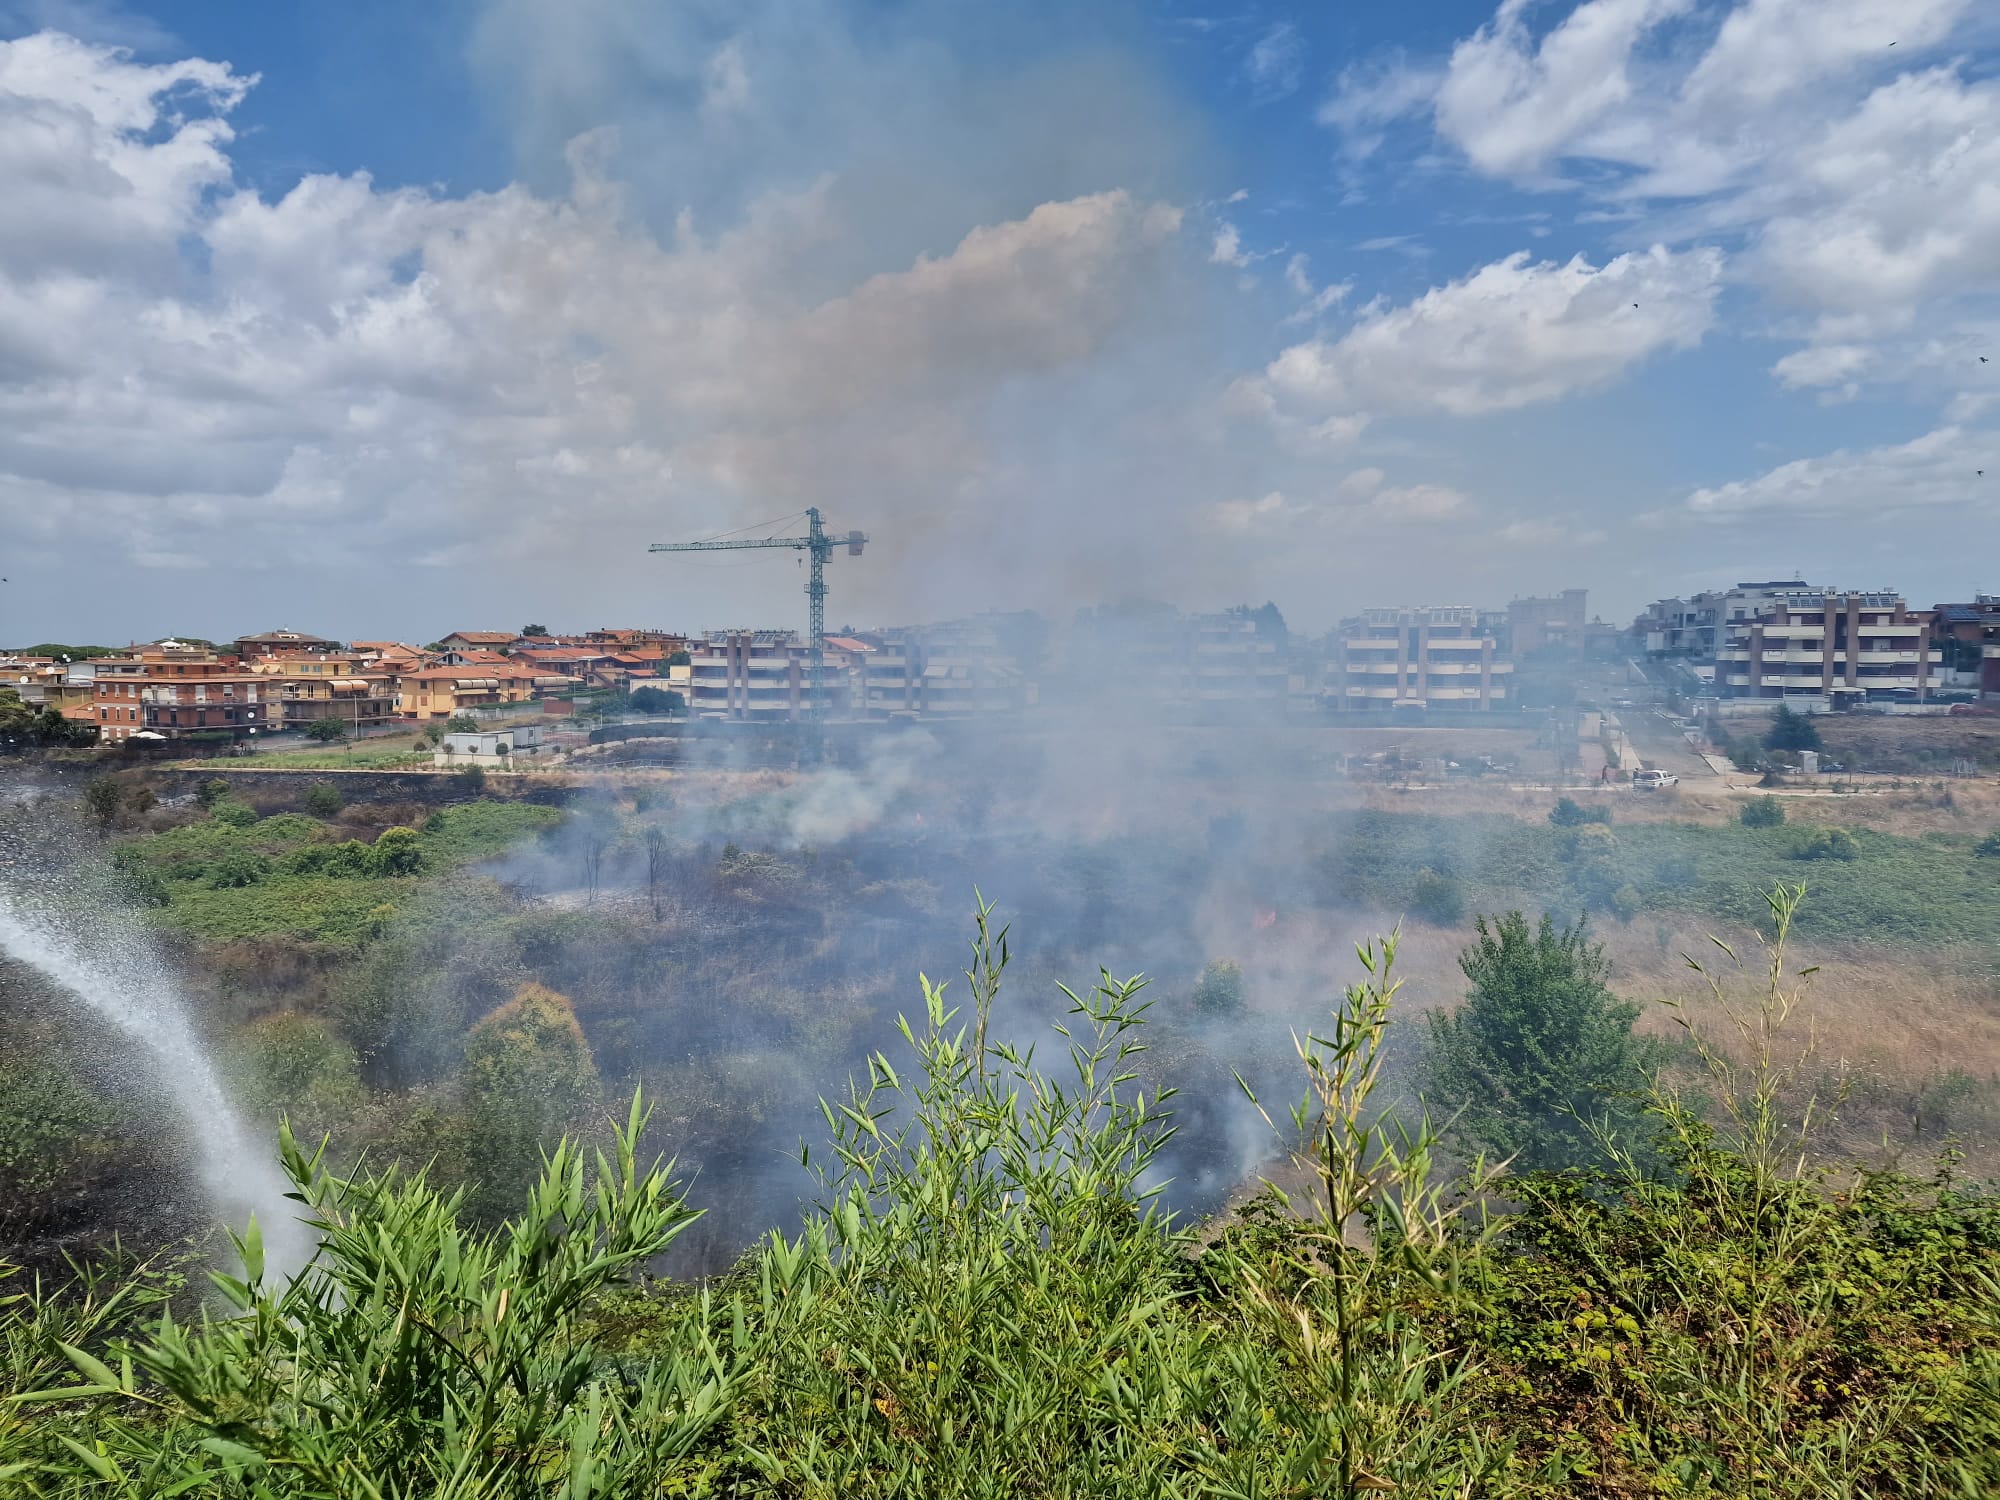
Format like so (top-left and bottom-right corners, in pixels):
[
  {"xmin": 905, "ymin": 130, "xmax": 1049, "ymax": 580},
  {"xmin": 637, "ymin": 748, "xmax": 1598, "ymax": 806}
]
[
  {"xmin": 285, "ymin": 839, "xmax": 375, "ymax": 878},
  {"xmin": 370, "ymin": 825, "xmax": 425, "ymax": 877},
  {"xmin": 1420, "ymin": 911, "xmax": 1663, "ymax": 1173},
  {"xmin": 197, "ymin": 777, "xmax": 232, "ymax": 808},
  {"xmin": 1741, "ymin": 795, "xmax": 1786, "ymax": 828},
  {"xmin": 211, "ymin": 799, "xmax": 259, "ymax": 829},
  {"xmin": 1190, "ymin": 958, "xmax": 1244, "ymax": 1017},
  {"xmin": 1549, "ymin": 796, "xmax": 1611, "ymax": 827},
  {"xmin": 1409, "ymin": 866, "xmax": 1465, "ymax": 925},
  {"xmin": 305, "ymin": 718, "xmax": 349, "ymax": 742},
  {"xmin": 1796, "ymin": 826, "xmax": 1860, "ymax": 862},
  {"xmin": 460, "ymin": 982, "xmax": 601, "ymax": 1220},
  {"xmin": 1976, "ymin": 830, "xmax": 2000, "ymax": 858},
  {"xmin": 454, "ymin": 763, "xmax": 487, "ymax": 792},
  {"xmin": 206, "ymin": 849, "xmax": 272, "ymax": 888},
  {"xmin": 303, "ymin": 782, "xmax": 344, "ymax": 817}
]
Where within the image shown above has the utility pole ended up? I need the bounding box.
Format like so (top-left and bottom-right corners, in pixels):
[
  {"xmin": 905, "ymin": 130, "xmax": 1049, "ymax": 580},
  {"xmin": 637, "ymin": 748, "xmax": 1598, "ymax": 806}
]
[{"xmin": 649, "ymin": 508, "xmax": 868, "ymax": 762}]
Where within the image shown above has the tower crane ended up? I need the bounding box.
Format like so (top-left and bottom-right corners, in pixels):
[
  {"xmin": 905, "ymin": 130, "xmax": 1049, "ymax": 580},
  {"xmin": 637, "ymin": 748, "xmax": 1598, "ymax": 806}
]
[{"xmin": 649, "ymin": 507, "xmax": 868, "ymax": 749}]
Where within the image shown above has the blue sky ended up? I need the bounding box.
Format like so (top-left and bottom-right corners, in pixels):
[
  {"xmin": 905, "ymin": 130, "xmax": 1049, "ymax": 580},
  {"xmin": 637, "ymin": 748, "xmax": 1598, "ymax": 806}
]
[{"xmin": 1, "ymin": 0, "xmax": 1997, "ymax": 643}]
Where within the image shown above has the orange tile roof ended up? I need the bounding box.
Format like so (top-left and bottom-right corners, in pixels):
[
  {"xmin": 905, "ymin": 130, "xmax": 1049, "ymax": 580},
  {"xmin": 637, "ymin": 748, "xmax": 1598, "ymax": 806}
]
[{"xmin": 445, "ymin": 630, "xmax": 515, "ymax": 644}]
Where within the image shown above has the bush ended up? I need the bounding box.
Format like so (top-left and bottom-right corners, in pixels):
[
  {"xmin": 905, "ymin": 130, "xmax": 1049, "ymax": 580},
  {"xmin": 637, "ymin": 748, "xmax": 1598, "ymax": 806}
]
[
  {"xmin": 446, "ymin": 715, "xmax": 479, "ymax": 733},
  {"xmin": 1796, "ymin": 826, "xmax": 1861, "ymax": 862},
  {"xmin": 81, "ymin": 777, "xmax": 123, "ymax": 829},
  {"xmin": 1409, "ymin": 867, "xmax": 1465, "ymax": 926},
  {"xmin": 1190, "ymin": 958, "xmax": 1244, "ymax": 1017},
  {"xmin": 1976, "ymin": 830, "xmax": 2000, "ymax": 858},
  {"xmin": 370, "ymin": 825, "xmax": 426, "ymax": 877},
  {"xmin": 1740, "ymin": 795, "xmax": 1786, "ymax": 828},
  {"xmin": 285, "ymin": 839, "xmax": 376, "ymax": 878},
  {"xmin": 460, "ymin": 982, "xmax": 601, "ymax": 1220},
  {"xmin": 196, "ymin": 777, "xmax": 232, "ymax": 808},
  {"xmin": 1549, "ymin": 796, "xmax": 1610, "ymax": 828},
  {"xmin": 305, "ymin": 717, "xmax": 349, "ymax": 742},
  {"xmin": 205, "ymin": 849, "xmax": 272, "ymax": 888},
  {"xmin": 454, "ymin": 764, "xmax": 487, "ymax": 792},
  {"xmin": 209, "ymin": 799, "xmax": 259, "ymax": 828},
  {"xmin": 303, "ymin": 781, "xmax": 344, "ymax": 817},
  {"xmin": 630, "ymin": 685, "xmax": 686, "ymax": 715}
]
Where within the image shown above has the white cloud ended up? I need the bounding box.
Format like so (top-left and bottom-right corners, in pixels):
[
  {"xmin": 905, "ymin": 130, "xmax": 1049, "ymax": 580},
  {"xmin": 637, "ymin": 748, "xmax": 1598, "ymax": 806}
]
[
  {"xmin": 1494, "ymin": 517, "xmax": 1608, "ymax": 546},
  {"xmin": 1754, "ymin": 67, "xmax": 2000, "ymax": 328},
  {"xmin": 1204, "ymin": 472, "xmax": 1470, "ymax": 536},
  {"xmin": 1317, "ymin": 52, "xmax": 1441, "ymax": 158},
  {"xmin": 1433, "ymin": 0, "xmax": 1691, "ymax": 180},
  {"xmin": 0, "ymin": 32, "xmax": 1192, "ymax": 596},
  {"xmin": 1682, "ymin": 0, "xmax": 1968, "ymax": 111},
  {"xmin": 1245, "ymin": 22, "xmax": 1304, "ymax": 101},
  {"xmin": 1210, "ymin": 222, "xmax": 1248, "ymax": 268},
  {"xmin": 1259, "ymin": 244, "xmax": 1721, "ymax": 418},
  {"xmin": 1681, "ymin": 425, "xmax": 1994, "ymax": 520}
]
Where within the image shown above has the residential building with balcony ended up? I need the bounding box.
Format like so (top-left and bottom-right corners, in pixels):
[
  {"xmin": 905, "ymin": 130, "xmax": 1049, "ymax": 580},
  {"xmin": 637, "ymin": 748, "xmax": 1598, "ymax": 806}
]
[
  {"xmin": 1979, "ymin": 595, "xmax": 2000, "ymax": 701},
  {"xmin": 1714, "ymin": 591, "xmax": 1939, "ymax": 703},
  {"xmin": 397, "ymin": 664, "xmax": 546, "ymax": 719},
  {"xmin": 1326, "ymin": 606, "xmax": 1514, "ymax": 713},
  {"xmin": 139, "ymin": 675, "xmax": 275, "ymax": 740},
  {"xmin": 1185, "ymin": 611, "xmax": 1286, "ymax": 715},
  {"xmin": 1506, "ymin": 589, "xmax": 1589, "ymax": 654},
  {"xmin": 91, "ymin": 641, "xmax": 250, "ymax": 743}
]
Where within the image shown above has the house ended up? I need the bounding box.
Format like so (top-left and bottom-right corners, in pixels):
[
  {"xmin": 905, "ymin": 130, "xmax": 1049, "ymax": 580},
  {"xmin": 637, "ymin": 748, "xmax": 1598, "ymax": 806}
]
[
  {"xmin": 245, "ymin": 655, "xmax": 399, "ymax": 732},
  {"xmin": 433, "ymin": 724, "xmax": 552, "ymax": 766},
  {"xmin": 397, "ymin": 664, "xmax": 547, "ymax": 719},
  {"xmin": 232, "ymin": 628, "xmax": 343, "ymax": 658},
  {"xmin": 437, "ymin": 630, "xmax": 517, "ymax": 653}
]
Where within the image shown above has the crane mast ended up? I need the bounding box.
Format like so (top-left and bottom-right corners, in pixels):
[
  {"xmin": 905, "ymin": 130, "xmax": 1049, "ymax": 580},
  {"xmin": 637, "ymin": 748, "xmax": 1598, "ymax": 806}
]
[{"xmin": 648, "ymin": 507, "xmax": 868, "ymax": 756}]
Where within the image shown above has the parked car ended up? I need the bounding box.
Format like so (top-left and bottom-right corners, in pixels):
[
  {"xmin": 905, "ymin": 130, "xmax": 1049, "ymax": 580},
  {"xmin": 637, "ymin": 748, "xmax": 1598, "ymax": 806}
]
[
  {"xmin": 1632, "ymin": 769, "xmax": 1678, "ymax": 790},
  {"xmin": 1948, "ymin": 703, "xmax": 1998, "ymax": 717}
]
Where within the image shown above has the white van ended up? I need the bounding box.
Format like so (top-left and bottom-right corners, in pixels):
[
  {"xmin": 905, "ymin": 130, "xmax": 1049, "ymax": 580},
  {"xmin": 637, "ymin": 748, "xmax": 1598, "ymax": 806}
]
[{"xmin": 1631, "ymin": 769, "xmax": 1678, "ymax": 790}]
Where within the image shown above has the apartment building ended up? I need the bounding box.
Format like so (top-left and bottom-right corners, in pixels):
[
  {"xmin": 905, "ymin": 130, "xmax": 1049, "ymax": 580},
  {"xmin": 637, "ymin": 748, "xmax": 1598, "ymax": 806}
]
[
  {"xmin": 1187, "ymin": 612, "xmax": 1286, "ymax": 714},
  {"xmin": 90, "ymin": 641, "xmax": 274, "ymax": 743},
  {"xmin": 687, "ymin": 632, "xmax": 811, "ymax": 720},
  {"xmin": 1715, "ymin": 591, "xmax": 1939, "ymax": 703},
  {"xmin": 1326, "ymin": 606, "xmax": 1514, "ymax": 713},
  {"xmin": 397, "ymin": 664, "xmax": 548, "ymax": 719},
  {"xmin": 1979, "ymin": 595, "xmax": 2000, "ymax": 701},
  {"xmin": 246, "ymin": 655, "xmax": 398, "ymax": 733},
  {"xmin": 1636, "ymin": 581, "xmax": 1827, "ymax": 659},
  {"xmin": 1506, "ymin": 589, "xmax": 1589, "ymax": 654}
]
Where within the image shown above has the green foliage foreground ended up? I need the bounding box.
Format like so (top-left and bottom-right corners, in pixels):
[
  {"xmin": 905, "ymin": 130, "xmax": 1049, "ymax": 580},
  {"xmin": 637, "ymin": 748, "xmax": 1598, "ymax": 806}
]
[{"xmin": 4, "ymin": 894, "xmax": 2000, "ymax": 1498}]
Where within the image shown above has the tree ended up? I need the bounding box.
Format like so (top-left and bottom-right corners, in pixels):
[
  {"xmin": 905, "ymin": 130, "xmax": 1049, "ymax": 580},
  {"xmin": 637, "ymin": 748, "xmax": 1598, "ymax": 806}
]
[
  {"xmin": 303, "ymin": 781, "xmax": 344, "ymax": 817},
  {"xmin": 1421, "ymin": 911, "xmax": 1662, "ymax": 1173},
  {"xmin": 197, "ymin": 777, "xmax": 232, "ymax": 808},
  {"xmin": 666, "ymin": 649, "xmax": 691, "ymax": 667},
  {"xmin": 630, "ymin": 684, "xmax": 685, "ymax": 715},
  {"xmin": 1191, "ymin": 959, "xmax": 1244, "ymax": 1018},
  {"xmin": 521, "ymin": 623, "xmax": 549, "ymax": 637},
  {"xmin": 453, "ymin": 763, "xmax": 487, "ymax": 792},
  {"xmin": 422, "ymin": 721, "xmax": 446, "ymax": 747},
  {"xmin": 1409, "ymin": 867, "xmax": 1465, "ymax": 926},
  {"xmin": 1977, "ymin": 830, "xmax": 2000, "ymax": 858},
  {"xmin": 306, "ymin": 717, "xmax": 349, "ymax": 742},
  {"xmin": 1549, "ymin": 796, "xmax": 1611, "ymax": 828},
  {"xmin": 460, "ymin": 983, "xmax": 601, "ymax": 1220},
  {"xmin": 644, "ymin": 824, "xmax": 668, "ymax": 920},
  {"xmin": 1741, "ymin": 795, "xmax": 1786, "ymax": 828},
  {"xmin": 1764, "ymin": 704, "xmax": 1822, "ymax": 752},
  {"xmin": 81, "ymin": 777, "xmax": 123, "ymax": 830},
  {"xmin": 447, "ymin": 715, "xmax": 479, "ymax": 733}
]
